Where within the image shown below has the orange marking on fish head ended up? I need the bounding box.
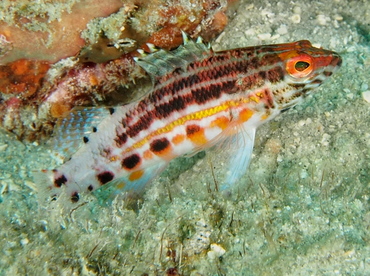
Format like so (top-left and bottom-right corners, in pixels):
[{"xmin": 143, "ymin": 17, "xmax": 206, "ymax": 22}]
[
  {"xmin": 186, "ymin": 125, "xmax": 208, "ymax": 145},
  {"xmin": 277, "ymin": 40, "xmax": 341, "ymax": 79},
  {"xmin": 129, "ymin": 170, "xmax": 144, "ymax": 181}
]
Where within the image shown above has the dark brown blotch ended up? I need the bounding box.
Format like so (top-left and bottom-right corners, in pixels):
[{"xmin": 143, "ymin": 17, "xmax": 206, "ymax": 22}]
[
  {"xmin": 115, "ymin": 132, "xmax": 128, "ymax": 147},
  {"xmin": 54, "ymin": 175, "xmax": 67, "ymax": 188},
  {"xmin": 71, "ymin": 192, "xmax": 80, "ymax": 203},
  {"xmin": 186, "ymin": 125, "xmax": 201, "ymax": 136},
  {"xmin": 97, "ymin": 171, "xmax": 114, "ymax": 185},
  {"xmin": 150, "ymin": 138, "xmax": 170, "ymax": 153},
  {"xmin": 122, "ymin": 154, "xmax": 141, "ymax": 170}
]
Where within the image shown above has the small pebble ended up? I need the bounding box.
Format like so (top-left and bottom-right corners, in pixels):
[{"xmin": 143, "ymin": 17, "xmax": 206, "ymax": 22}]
[
  {"xmin": 0, "ymin": 144, "xmax": 8, "ymax": 151},
  {"xmin": 317, "ymin": 14, "xmax": 327, "ymax": 25},
  {"xmin": 300, "ymin": 169, "xmax": 308, "ymax": 179},
  {"xmin": 321, "ymin": 133, "xmax": 331, "ymax": 147},
  {"xmin": 20, "ymin": 238, "xmax": 29, "ymax": 246},
  {"xmin": 362, "ymin": 91, "xmax": 370, "ymax": 103},
  {"xmin": 257, "ymin": 33, "xmax": 272, "ymax": 40},
  {"xmin": 277, "ymin": 155, "xmax": 283, "ymax": 162},
  {"xmin": 207, "ymin": 243, "xmax": 226, "ymax": 259},
  {"xmin": 334, "ymin": 14, "xmax": 343, "ymax": 21},
  {"xmin": 245, "ymin": 29, "xmax": 255, "ymax": 36},
  {"xmin": 293, "ymin": 6, "xmax": 301, "ymax": 14},
  {"xmin": 343, "ymin": 88, "xmax": 351, "ymax": 93},
  {"xmin": 277, "ymin": 25, "xmax": 288, "ymax": 35},
  {"xmin": 298, "ymin": 120, "xmax": 306, "ymax": 127},
  {"xmin": 290, "ymin": 14, "xmax": 301, "ymax": 24}
]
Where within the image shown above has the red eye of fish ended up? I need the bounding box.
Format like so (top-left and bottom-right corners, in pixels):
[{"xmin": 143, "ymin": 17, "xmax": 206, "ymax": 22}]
[{"xmin": 286, "ymin": 55, "xmax": 313, "ymax": 78}]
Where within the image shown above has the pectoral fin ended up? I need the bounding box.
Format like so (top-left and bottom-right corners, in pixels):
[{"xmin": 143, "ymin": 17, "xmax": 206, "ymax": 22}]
[
  {"xmin": 221, "ymin": 127, "xmax": 256, "ymax": 190},
  {"xmin": 206, "ymin": 125, "xmax": 256, "ymax": 191}
]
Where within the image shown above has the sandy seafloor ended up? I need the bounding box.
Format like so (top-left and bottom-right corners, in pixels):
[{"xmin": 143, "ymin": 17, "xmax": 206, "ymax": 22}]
[{"xmin": 1, "ymin": 0, "xmax": 370, "ymax": 275}]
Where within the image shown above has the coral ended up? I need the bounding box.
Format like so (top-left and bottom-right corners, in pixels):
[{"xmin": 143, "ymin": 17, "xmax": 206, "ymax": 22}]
[
  {"xmin": 41, "ymin": 54, "xmax": 145, "ymax": 119},
  {"xmin": 0, "ymin": 0, "xmax": 231, "ymax": 141},
  {"xmin": 0, "ymin": 0, "xmax": 125, "ymax": 64},
  {"xmin": 144, "ymin": 0, "xmax": 229, "ymax": 49},
  {"xmin": 0, "ymin": 59, "xmax": 50, "ymax": 97}
]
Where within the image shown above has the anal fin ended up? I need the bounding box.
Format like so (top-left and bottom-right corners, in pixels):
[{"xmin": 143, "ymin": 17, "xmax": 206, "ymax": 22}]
[{"xmin": 93, "ymin": 161, "xmax": 167, "ymax": 205}]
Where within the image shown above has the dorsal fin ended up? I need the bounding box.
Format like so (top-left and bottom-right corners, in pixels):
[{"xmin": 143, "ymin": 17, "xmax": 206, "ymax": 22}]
[{"xmin": 134, "ymin": 32, "xmax": 212, "ymax": 80}]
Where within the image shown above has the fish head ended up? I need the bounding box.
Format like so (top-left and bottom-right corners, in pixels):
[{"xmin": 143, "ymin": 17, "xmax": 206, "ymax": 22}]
[{"xmin": 274, "ymin": 40, "xmax": 342, "ymax": 110}]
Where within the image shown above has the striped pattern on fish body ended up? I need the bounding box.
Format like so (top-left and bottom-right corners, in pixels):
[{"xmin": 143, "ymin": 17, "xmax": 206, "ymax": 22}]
[{"xmin": 36, "ymin": 35, "xmax": 342, "ymax": 205}]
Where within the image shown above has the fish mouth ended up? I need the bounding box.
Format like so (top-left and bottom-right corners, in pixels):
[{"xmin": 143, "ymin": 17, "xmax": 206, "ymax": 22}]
[
  {"xmin": 315, "ymin": 50, "xmax": 342, "ymax": 73},
  {"xmin": 314, "ymin": 51, "xmax": 342, "ymax": 79},
  {"xmin": 331, "ymin": 51, "xmax": 342, "ymax": 69},
  {"xmin": 323, "ymin": 52, "xmax": 342, "ymax": 79}
]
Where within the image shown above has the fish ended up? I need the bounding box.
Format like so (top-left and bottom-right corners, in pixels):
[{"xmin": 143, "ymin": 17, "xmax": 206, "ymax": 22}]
[{"xmin": 35, "ymin": 33, "xmax": 342, "ymax": 205}]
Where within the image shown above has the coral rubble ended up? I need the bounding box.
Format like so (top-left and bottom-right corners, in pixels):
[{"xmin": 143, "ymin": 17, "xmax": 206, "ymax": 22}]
[
  {"xmin": 0, "ymin": 0, "xmax": 230, "ymax": 141},
  {"xmin": 0, "ymin": 0, "xmax": 124, "ymax": 64}
]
